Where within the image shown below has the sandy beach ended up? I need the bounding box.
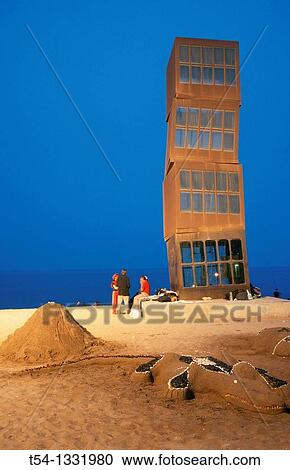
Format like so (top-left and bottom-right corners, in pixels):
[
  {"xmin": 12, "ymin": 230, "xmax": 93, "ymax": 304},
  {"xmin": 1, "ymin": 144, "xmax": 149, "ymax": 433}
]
[{"xmin": 0, "ymin": 298, "xmax": 290, "ymax": 450}]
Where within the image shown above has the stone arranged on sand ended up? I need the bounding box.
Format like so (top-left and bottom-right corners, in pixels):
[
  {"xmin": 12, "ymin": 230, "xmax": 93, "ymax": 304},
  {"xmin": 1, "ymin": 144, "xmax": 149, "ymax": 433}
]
[
  {"xmin": 133, "ymin": 353, "xmax": 290, "ymax": 414},
  {"xmin": 255, "ymin": 327, "xmax": 290, "ymax": 356},
  {"xmin": 134, "ymin": 357, "xmax": 162, "ymax": 383},
  {"xmin": 0, "ymin": 302, "xmax": 112, "ymax": 365},
  {"xmin": 133, "ymin": 353, "xmax": 194, "ymax": 399}
]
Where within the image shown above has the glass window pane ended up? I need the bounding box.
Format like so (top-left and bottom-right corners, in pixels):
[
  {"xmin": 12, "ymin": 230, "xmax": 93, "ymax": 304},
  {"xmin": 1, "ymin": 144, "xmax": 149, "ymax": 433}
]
[
  {"xmin": 182, "ymin": 266, "xmax": 194, "ymax": 287},
  {"xmin": 192, "ymin": 171, "xmax": 203, "ymax": 189},
  {"xmin": 180, "ymin": 192, "xmax": 191, "ymax": 211},
  {"xmin": 225, "ymin": 48, "xmax": 235, "ymax": 66},
  {"xmin": 203, "ymin": 47, "xmax": 213, "ymax": 64},
  {"xmin": 193, "ymin": 241, "xmax": 205, "ymax": 262},
  {"xmin": 206, "ymin": 240, "xmax": 217, "ymax": 261},
  {"xmin": 201, "ymin": 109, "xmax": 211, "ymax": 127},
  {"xmin": 199, "ymin": 130, "xmax": 210, "ymax": 149},
  {"xmin": 220, "ymin": 263, "xmax": 232, "ymax": 285},
  {"xmin": 211, "ymin": 131, "xmax": 222, "ymax": 150},
  {"xmin": 193, "ymin": 192, "xmax": 203, "ymax": 212},
  {"xmin": 205, "ymin": 193, "xmax": 216, "ymax": 212},
  {"xmin": 212, "ymin": 110, "xmax": 222, "ymax": 128},
  {"xmin": 217, "ymin": 194, "xmax": 228, "ymax": 213},
  {"xmin": 175, "ymin": 128, "xmax": 185, "ymax": 147},
  {"xmin": 180, "ymin": 65, "xmax": 189, "ymax": 83},
  {"xmin": 204, "ymin": 171, "xmax": 215, "ymax": 190},
  {"xmin": 228, "ymin": 172, "xmax": 239, "ymax": 192},
  {"xmin": 226, "ymin": 68, "xmax": 236, "ymax": 86},
  {"xmin": 179, "ymin": 45, "xmax": 189, "ymax": 62},
  {"xmin": 187, "ymin": 129, "xmax": 198, "ymax": 148},
  {"xmin": 195, "ymin": 265, "xmax": 207, "ymax": 286},
  {"xmin": 188, "ymin": 108, "xmax": 199, "ymax": 127},
  {"xmin": 216, "ymin": 172, "xmax": 227, "ymax": 191},
  {"xmin": 233, "ymin": 262, "xmax": 245, "ymax": 284},
  {"xmin": 214, "ymin": 47, "xmax": 224, "ymax": 65},
  {"xmin": 191, "ymin": 66, "xmax": 201, "ymax": 84},
  {"xmin": 191, "ymin": 46, "xmax": 201, "ymax": 63},
  {"xmin": 229, "ymin": 195, "xmax": 240, "ymax": 213},
  {"xmin": 224, "ymin": 111, "xmax": 234, "ymax": 129},
  {"xmin": 176, "ymin": 107, "xmax": 187, "ymax": 125},
  {"xmin": 208, "ymin": 263, "xmax": 220, "ymax": 285},
  {"xmin": 203, "ymin": 67, "xmax": 213, "ymax": 84},
  {"xmin": 214, "ymin": 67, "xmax": 224, "ymax": 85},
  {"xmin": 180, "ymin": 242, "xmax": 192, "ymax": 263},
  {"xmin": 224, "ymin": 132, "xmax": 234, "ymax": 150},
  {"xmin": 231, "ymin": 239, "xmax": 243, "ymax": 260},
  {"xmin": 218, "ymin": 239, "xmax": 230, "ymax": 261},
  {"xmin": 180, "ymin": 170, "xmax": 190, "ymax": 189}
]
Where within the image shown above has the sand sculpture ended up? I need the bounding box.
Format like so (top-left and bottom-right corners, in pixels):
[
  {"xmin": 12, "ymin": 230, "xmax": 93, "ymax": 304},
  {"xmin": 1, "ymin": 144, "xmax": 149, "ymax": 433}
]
[
  {"xmin": 134, "ymin": 353, "xmax": 194, "ymax": 399},
  {"xmin": 133, "ymin": 353, "xmax": 290, "ymax": 414},
  {"xmin": 189, "ymin": 359, "xmax": 290, "ymax": 414},
  {"xmin": 0, "ymin": 302, "xmax": 114, "ymax": 365},
  {"xmin": 254, "ymin": 327, "xmax": 290, "ymax": 357},
  {"xmin": 274, "ymin": 336, "xmax": 290, "ymax": 357}
]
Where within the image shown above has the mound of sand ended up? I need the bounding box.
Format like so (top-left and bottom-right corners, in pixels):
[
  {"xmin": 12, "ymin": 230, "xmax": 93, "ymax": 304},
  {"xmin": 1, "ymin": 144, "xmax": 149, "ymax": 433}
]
[{"xmin": 0, "ymin": 302, "xmax": 114, "ymax": 366}]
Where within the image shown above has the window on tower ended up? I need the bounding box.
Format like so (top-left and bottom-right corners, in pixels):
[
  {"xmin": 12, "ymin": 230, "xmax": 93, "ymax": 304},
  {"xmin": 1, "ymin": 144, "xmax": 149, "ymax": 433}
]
[
  {"xmin": 179, "ymin": 45, "xmax": 237, "ymax": 87},
  {"xmin": 179, "ymin": 170, "xmax": 240, "ymax": 214},
  {"xmin": 175, "ymin": 128, "xmax": 185, "ymax": 147},
  {"xmin": 180, "ymin": 170, "xmax": 191, "ymax": 189},
  {"xmin": 193, "ymin": 192, "xmax": 203, "ymax": 212},
  {"xmin": 217, "ymin": 194, "xmax": 228, "ymax": 213},
  {"xmin": 180, "ymin": 65, "xmax": 189, "ymax": 83},
  {"xmin": 192, "ymin": 66, "xmax": 201, "ymax": 84},
  {"xmin": 174, "ymin": 107, "xmax": 235, "ymax": 151},
  {"xmin": 180, "ymin": 192, "xmax": 191, "ymax": 211},
  {"xmin": 179, "ymin": 238, "xmax": 245, "ymax": 287}
]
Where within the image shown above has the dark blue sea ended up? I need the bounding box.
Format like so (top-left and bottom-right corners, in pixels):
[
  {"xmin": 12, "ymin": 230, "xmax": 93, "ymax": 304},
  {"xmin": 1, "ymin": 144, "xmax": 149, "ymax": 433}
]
[{"xmin": 0, "ymin": 267, "xmax": 289, "ymax": 309}]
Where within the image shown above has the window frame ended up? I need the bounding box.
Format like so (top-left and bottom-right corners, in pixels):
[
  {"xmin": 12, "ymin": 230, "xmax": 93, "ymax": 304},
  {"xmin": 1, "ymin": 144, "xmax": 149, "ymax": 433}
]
[
  {"xmin": 179, "ymin": 170, "xmax": 240, "ymax": 215},
  {"xmin": 174, "ymin": 106, "xmax": 235, "ymax": 152},
  {"xmin": 178, "ymin": 44, "xmax": 237, "ymax": 88},
  {"xmin": 179, "ymin": 238, "xmax": 245, "ymax": 288},
  {"xmin": 180, "ymin": 191, "xmax": 191, "ymax": 212}
]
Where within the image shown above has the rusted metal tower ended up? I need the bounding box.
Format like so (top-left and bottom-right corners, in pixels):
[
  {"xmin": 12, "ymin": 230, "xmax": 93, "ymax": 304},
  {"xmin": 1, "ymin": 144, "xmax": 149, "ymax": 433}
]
[{"xmin": 163, "ymin": 37, "xmax": 249, "ymax": 299}]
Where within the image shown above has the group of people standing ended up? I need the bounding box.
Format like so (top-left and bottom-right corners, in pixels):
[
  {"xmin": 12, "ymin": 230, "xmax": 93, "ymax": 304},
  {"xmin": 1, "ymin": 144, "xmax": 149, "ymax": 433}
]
[{"xmin": 111, "ymin": 269, "xmax": 150, "ymax": 314}]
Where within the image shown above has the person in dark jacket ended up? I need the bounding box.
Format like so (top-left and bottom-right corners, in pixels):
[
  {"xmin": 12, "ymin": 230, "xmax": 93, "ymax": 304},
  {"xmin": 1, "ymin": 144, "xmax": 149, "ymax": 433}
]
[
  {"xmin": 117, "ymin": 269, "xmax": 130, "ymax": 314},
  {"xmin": 273, "ymin": 288, "xmax": 280, "ymax": 298}
]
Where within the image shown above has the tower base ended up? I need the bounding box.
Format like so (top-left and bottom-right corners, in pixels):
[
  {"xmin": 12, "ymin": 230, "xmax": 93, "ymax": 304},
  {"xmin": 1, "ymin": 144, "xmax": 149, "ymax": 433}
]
[{"xmin": 166, "ymin": 231, "xmax": 250, "ymax": 300}]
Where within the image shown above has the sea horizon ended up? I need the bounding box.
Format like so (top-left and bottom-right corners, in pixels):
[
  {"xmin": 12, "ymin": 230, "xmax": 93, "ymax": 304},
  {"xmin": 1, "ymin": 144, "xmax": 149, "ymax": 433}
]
[{"xmin": 0, "ymin": 266, "xmax": 289, "ymax": 309}]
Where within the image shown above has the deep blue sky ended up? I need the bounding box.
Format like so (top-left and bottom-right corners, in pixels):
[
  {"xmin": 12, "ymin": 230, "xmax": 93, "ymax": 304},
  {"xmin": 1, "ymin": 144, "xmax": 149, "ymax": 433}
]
[{"xmin": 0, "ymin": 0, "xmax": 289, "ymax": 271}]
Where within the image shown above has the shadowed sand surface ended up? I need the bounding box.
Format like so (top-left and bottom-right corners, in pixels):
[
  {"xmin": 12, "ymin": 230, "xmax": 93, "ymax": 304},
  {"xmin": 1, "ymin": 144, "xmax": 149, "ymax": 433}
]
[{"xmin": 0, "ymin": 298, "xmax": 290, "ymax": 449}]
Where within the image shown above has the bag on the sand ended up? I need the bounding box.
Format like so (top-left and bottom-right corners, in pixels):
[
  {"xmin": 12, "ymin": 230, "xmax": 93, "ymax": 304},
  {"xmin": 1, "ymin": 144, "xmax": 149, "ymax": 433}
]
[
  {"xmin": 130, "ymin": 308, "xmax": 141, "ymax": 319},
  {"xmin": 235, "ymin": 290, "xmax": 248, "ymax": 300},
  {"xmin": 157, "ymin": 294, "xmax": 172, "ymax": 302}
]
